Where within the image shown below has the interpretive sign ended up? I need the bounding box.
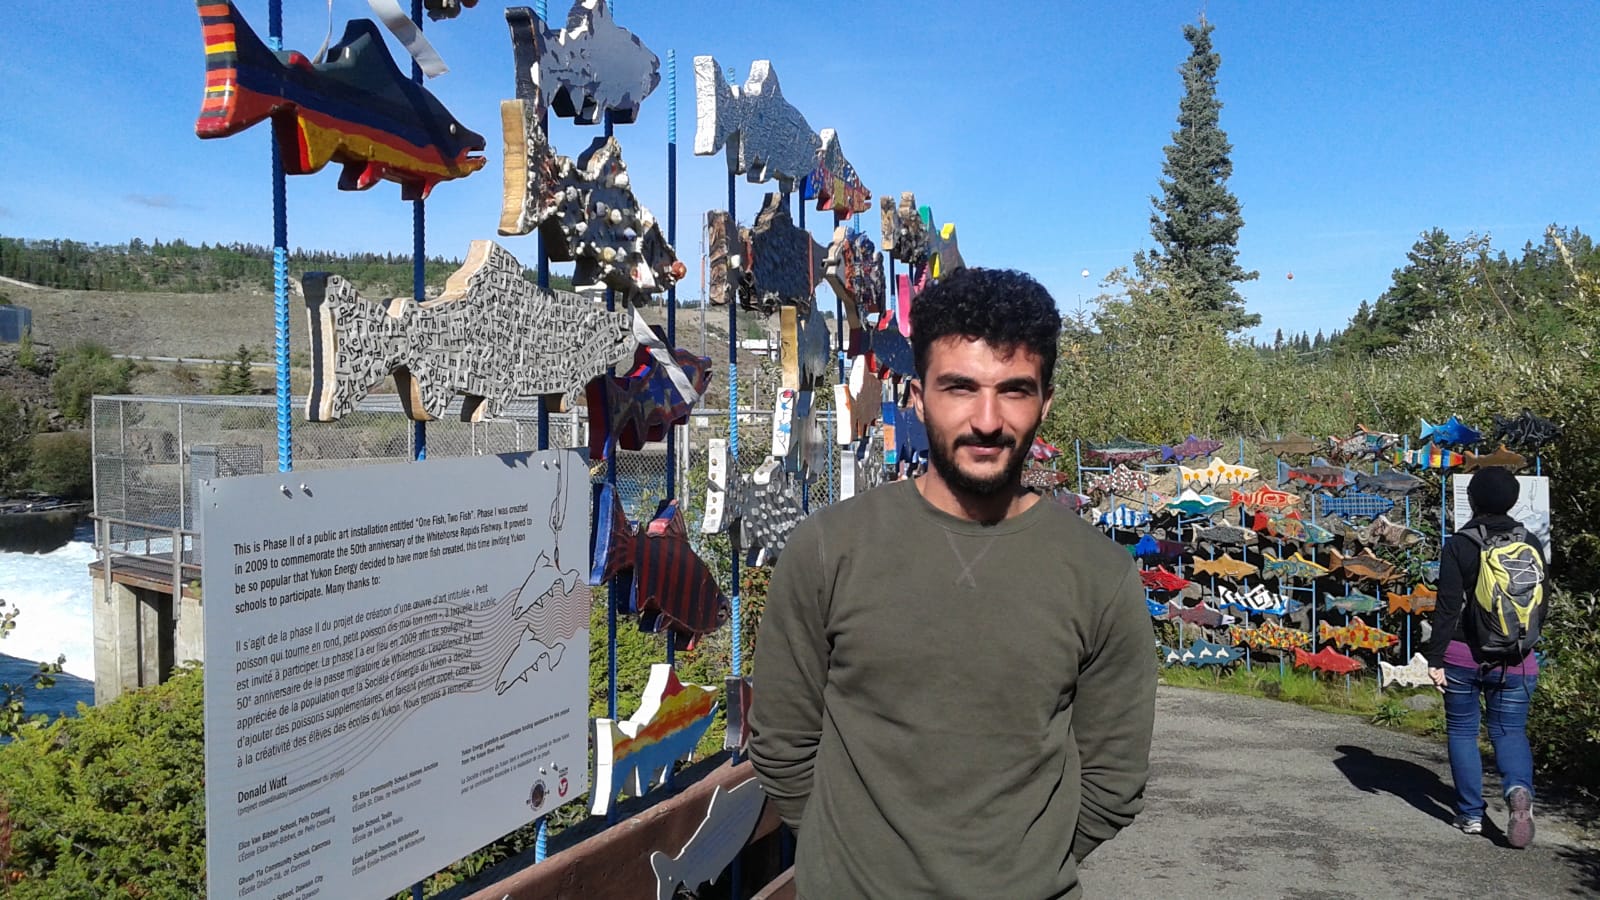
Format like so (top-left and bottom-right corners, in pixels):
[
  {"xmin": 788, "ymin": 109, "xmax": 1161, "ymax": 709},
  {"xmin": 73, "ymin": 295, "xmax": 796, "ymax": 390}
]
[
  {"xmin": 1449, "ymin": 474, "xmax": 1551, "ymax": 560},
  {"xmin": 200, "ymin": 450, "xmax": 591, "ymax": 900}
]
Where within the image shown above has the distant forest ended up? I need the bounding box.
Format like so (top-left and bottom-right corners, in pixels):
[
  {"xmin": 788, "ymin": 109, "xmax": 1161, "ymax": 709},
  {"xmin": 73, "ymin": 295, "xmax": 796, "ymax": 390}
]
[{"xmin": 0, "ymin": 236, "xmax": 576, "ymax": 296}]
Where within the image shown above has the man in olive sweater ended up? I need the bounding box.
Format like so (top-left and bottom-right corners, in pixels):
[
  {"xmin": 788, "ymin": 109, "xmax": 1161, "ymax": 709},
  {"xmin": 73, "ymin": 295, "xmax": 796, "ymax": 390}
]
[{"xmin": 750, "ymin": 268, "xmax": 1157, "ymax": 898}]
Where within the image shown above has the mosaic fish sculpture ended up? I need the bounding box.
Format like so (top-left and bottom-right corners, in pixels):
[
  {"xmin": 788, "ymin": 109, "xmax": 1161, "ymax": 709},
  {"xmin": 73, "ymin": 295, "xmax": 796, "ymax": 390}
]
[
  {"xmin": 1260, "ymin": 434, "xmax": 1320, "ymax": 457},
  {"xmin": 1392, "ymin": 442, "xmax": 1465, "ymax": 470},
  {"xmin": 1420, "ymin": 415, "xmax": 1482, "ymax": 447},
  {"xmin": 1160, "ymin": 434, "xmax": 1225, "ymax": 462},
  {"xmin": 1328, "ymin": 549, "xmax": 1405, "ymax": 585},
  {"xmin": 1251, "ymin": 511, "xmax": 1337, "ymax": 547},
  {"xmin": 523, "ymin": 0, "xmax": 661, "ymax": 124},
  {"xmin": 1379, "ymin": 653, "xmax": 1433, "ymax": 689},
  {"xmin": 1461, "ymin": 444, "xmax": 1529, "ymax": 472},
  {"xmin": 1191, "ymin": 554, "xmax": 1259, "ymax": 581},
  {"xmin": 1179, "ymin": 457, "xmax": 1259, "ymax": 490},
  {"xmin": 694, "ymin": 56, "xmax": 820, "ymax": 191},
  {"xmin": 740, "ymin": 192, "xmax": 828, "ymax": 314},
  {"xmin": 1022, "ymin": 466, "xmax": 1073, "ymax": 490},
  {"xmin": 1491, "ymin": 409, "xmax": 1560, "ymax": 450},
  {"xmin": 1324, "ymin": 591, "xmax": 1384, "ymax": 615},
  {"xmin": 1215, "ymin": 584, "xmax": 1300, "ymax": 617},
  {"xmin": 1140, "ymin": 566, "xmax": 1193, "ymax": 593},
  {"xmin": 1228, "ymin": 620, "xmax": 1312, "ymax": 652},
  {"xmin": 1283, "ymin": 461, "xmax": 1357, "ymax": 490},
  {"xmin": 879, "ymin": 192, "xmax": 928, "ymax": 267},
  {"xmin": 822, "ymin": 225, "xmax": 886, "ymax": 333},
  {"xmin": 195, "ymin": 2, "xmax": 485, "ymax": 199},
  {"xmin": 1261, "ymin": 551, "xmax": 1330, "ymax": 583},
  {"xmin": 1353, "ymin": 470, "xmax": 1425, "ymax": 496},
  {"xmin": 1294, "ymin": 646, "xmax": 1363, "ymax": 675},
  {"xmin": 1163, "ymin": 601, "xmax": 1228, "ymax": 628},
  {"xmin": 1387, "ymin": 583, "xmax": 1439, "ymax": 615},
  {"xmin": 1164, "ymin": 489, "xmax": 1231, "ymax": 517},
  {"xmin": 1316, "ymin": 490, "xmax": 1396, "ymax": 520},
  {"xmin": 591, "ymin": 485, "xmax": 729, "ymax": 650},
  {"xmin": 1163, "ymin": 639, "xmax": 1243, "ymax": 667},
  {"xmin": 301, "ymin": 242, "xmax": 632, "ymax": 423},
  {"xmin": 1098, "ymin": 505, "xmax": 1151, "ymax": 529},
  {"xmin": 805, "ymin": 128, "xmax": 871, "ymax": 221},
  {"xmin": 1192, "ymin": 522, "xmax": 1259, "ymax": 548},
  {"xmin": 1341, "ymin": 515, "xmax": 1426, "ymax": 550},
  {"xmin": 1230, "ymin": 484, "xmax": 1302, "ymax": 512},
  {"xmin": 1087, "ymin": 464, "xmax": 1150, "ymax": 497},
  {"xmin": 731, "ymin": 461, "xmax": 806, "ymax": 564},
  {"xmin": 1319, "ymin": 619, "xmax": 1399, "ymax": 652},
  {"xmin": 1329, "ymin": 425, "xmax": 1401, "ymax": 460},
  {"xmin": 1085, "ymin": 436, "xmax": 1162, "ymax": 465}
]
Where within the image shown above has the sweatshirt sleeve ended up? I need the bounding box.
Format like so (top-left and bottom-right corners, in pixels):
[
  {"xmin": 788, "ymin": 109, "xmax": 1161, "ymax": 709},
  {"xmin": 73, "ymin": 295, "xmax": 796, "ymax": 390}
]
[
  {"xmin": 1426, "ymin": 536, "xmax": 1472, "ymax": 667},
  {"xmin": 1069, "ymin": 563, "xmax": 1157, "ymax": 863},
  {"xmin": 748, "ymin": 521, "xmax": 830, "ymax": 831}
]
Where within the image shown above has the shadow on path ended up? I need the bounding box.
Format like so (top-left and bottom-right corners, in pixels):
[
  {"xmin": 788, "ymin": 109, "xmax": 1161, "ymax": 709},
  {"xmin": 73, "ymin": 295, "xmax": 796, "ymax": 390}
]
[
  {"xmin": 1556, "ymin": 845, "xmax": 1600, "ymax": 895},
  {"xmin": 1332, "ymin": 744, "xmax": 1455, "ymax": 825}
]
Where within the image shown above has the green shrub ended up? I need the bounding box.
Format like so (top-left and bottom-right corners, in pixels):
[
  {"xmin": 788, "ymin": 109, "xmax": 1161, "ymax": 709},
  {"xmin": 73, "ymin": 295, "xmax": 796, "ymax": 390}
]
[
  {"xmin": 0, "ymin": 665, "xmax": 206, "ymax": 898},
  {"xmin": 0, "ymin": 393, "xmax": 31, "ymax": 494},
  {"xmin": 51, "ymin": 342, "xmax": 133, "ymax": 422},
  {"xmin": 1527, "ymin": 589, "xmax": 1600, "ymax": 788},
  {"xmin": 25, "ymin": 431, "xmax": 91, "ymax": 499}
]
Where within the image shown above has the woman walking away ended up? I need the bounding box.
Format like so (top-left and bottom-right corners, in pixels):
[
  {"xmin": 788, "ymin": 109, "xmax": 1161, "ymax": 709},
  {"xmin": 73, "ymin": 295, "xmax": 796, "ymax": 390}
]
[{"xmin": 1426, "ymin": 467, "xmax": 1544, "ymax": 848}]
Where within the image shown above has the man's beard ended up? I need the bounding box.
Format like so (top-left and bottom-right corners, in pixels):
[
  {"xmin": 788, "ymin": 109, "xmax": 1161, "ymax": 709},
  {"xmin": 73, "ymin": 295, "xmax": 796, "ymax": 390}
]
[{"xmin": 926, "ymin": 424, "xmax": 1033, "ymax": 497}]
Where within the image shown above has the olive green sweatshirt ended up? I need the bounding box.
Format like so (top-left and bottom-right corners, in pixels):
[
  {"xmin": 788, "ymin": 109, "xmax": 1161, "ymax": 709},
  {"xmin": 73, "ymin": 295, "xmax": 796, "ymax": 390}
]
[{"xmin": 749, "ymin": 479, "xmax": 1156, "ymax": 899}]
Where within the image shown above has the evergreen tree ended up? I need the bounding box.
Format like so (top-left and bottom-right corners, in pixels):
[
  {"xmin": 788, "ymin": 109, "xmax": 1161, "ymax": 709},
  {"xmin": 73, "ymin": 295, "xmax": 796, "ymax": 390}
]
[
  {"xmin": 214, "ymin": 345, "xmax": 256, "ymax": 395},
  {"xmin": 1144, "ymin": 16, "xmax": 1260, "ymax": 333}
]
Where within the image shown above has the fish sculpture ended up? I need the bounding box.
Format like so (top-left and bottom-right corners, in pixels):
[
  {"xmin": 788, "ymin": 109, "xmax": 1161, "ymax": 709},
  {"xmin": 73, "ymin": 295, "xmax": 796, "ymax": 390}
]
[
  {"xmin": 1228, "ymin": 621, "xmax": 1313, "ymax": 652},
  {"xmin": 878, "ymin": 192, "xmax": 964, "ymax": 278},
  {"xmin": 1215, "ymin": 584, "xmax": 1300, "ymax": 617},
  {"xmin": 1323, "ymin": 591, "xmax": 1384, "ymax": 615},
  {"xmin": 1420, "ymin": 415, "xmax": 1482, "ymax": 447},
  {"xmin": 1192, "ymin": 522, "xmax": 1259, "ymax": 547},
  {"xmin": 805, "ymin": 129, "xmax": 871, "ymax": 221},
  {"xmin": 1160, "ymin": 434, "xmax": 1225, "ymax": 462},
  {"xmin": 195, "ymin": 2, "xmax": 486, "ymax": 199},
  {"xmin": 1146, "ymin": 597, "xmax": 1167, "ymax": 618},
  {"xmin": 1022, "ymin": 466, "xmax": 1073, "ymax": 490},
  {"xmin": 823, "ymin": 225, "xmax": 886, "ymax": 334},
  {"xmin": 302, "ymin": 242, "xmax": 632, "ymax": 423},
  {"xmin": 1229, "ymin": 485, "xmax": 1302, "ymax": 512},
  {"xmin": 1387, "ymin": 583, "xmax": 1438, "ymax": 615},
  {"xmin": 1340, "ymin": 515, "xmax": 1426, "ymax": 550},
  {"xmin": 1461, "ymin": 443, "xmax": 1528, "ymax": 472},
  {"xmin": 1260, "ymin": 434, "xmax": 1321, "ymax": 457},
  {"xmin": 1163, "ymin": 639, "xmax": 1242, "ymax": 667},
  {"xmin": 1163, "ymin": 601, "xmax": 1229, "ymax": 628},
  {"xmin": 1316, "ymin": 490, "xmax": 1396, "ymax": 520},
  {"xmin": 1353, "ymin": 470, "xmax": 1425, "ymax": 496},
  {"xmin": 588, "ymin": 338, "xmax": 713, "ymax": 460},
  {"xmin": 1328, "ymin": 549, "xmax": 1405, "ymax": 584},
  {"xmin": 1329, "ymin": 425, "xmax": 1401, "ymax": 460},
  {"xmin": 1164, "ymin": 489, "xmax": 1231, "ymax": 517},
  {"xmin": 591, "ymin": 486, "xmax": 729, "ymax": 650},
  {"xmin": 1319, "ymin": 619, "xmax": 1399, "ymax": 652},
  {"xmin": 1284, "ymin": 462, "xmax": 1357, "ymax": 490},
  {"xmin": 1261, "ymin": 551, "xmax": 1330, "ymax": 583},
  {"xmin": 694, "ymin": 57, "xmax": 820, "ymax": 191},
  {"xmin": 1250, "ymin": 510, "xmax": 1337, "ymax": 547},
  {"xmin": 1422, "ymin": 561, "xmax": 1441, "ymax": 584},
  {"xmin": 519, "ymin": 0, "xmax": 661, "ymax": 125},
  {"xmin": 739, "ymin": 192, "xmax": 828, "ymax": 314},
  {"xmin": 731, "ymin": 460, "xmax": 806, "ymax": 563},
  {"xmin": 592, "ymin": 663, "xmax": 719, "ymax": 815},
  {"xmin": 1179, "ymin": 457, "xmax": 1259, "ymax": 490},
  {"xmin": 1491, "ymin": 408, "xmax": 1560, "ymax": 450},
  {"xmin": 1293, "ymin": 646, "xmax": 1363, "ymax": 675},
  {"xmin": 650, "ymin": 777, "xmax": 768, "ymax": 900},
  {"xmin": 1084, "ymin": 436, "xmax": 1162, "ymax": 465},
  {"xmin": 1031, "ymin": 437, "xmax": 1063, "ymax": 462},
  {"xmin": 1378, "ymin": 653, "xmax": 1433, "ymax": 689},
  {"xmin": 868, "ymin": 318, "xmax": 916, "ymax": 379},
  {"xmin": 1132, "ymin": 534, "xmax": 1161, "ymax": 558},
  {"xmin": 1097, "ymin": 504, "xmax": 1151, "ymax": 529},
  {"xmin": 1088, "ymin": 464, "xmax": 1152, "ymax": 497},
  {"xmin": 1392, "ymin": 442, "xmax": 1465, "ymax": 470},
  {"xmin": 1191, "ymin": 554, "xmax": 1259, "ymax": 581},
  {"xmin": 1139, "ymin": 565, "xmax": 1193, "ymax": 593}
]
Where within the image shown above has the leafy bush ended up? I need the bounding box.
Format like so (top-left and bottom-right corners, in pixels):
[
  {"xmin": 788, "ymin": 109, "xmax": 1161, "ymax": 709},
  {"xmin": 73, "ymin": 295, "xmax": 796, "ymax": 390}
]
[
  {"xmin": 0, "ymin": 665, "xmax": 206, "ymax": 898},
  {"xmin": 25, "ymin": 431, "xmax": 91, "ymax": 499},
  {"xmin": 51, "ymin": 342, "xmax": 133, "ymax": 422},
  {"xmin": 0, "ymin": 393, "xmax": 31, "ymax": 494},
  {"xmin": 1527, "ymin": 590, "xmax": 1600, "ymax": 788}
]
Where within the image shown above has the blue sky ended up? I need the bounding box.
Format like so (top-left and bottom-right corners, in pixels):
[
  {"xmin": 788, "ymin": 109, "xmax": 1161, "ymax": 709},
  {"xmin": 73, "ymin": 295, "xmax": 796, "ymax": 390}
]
[{"xmin": 3, "ymin": 1, "xmax": 1597, "ymax": 342}]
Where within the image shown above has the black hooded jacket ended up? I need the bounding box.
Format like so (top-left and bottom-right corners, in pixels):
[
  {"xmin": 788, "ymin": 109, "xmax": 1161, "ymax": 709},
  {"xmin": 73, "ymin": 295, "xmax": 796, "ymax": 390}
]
[{"xmin": 1424, "ymin": 512, "xmax": 1546, "ymax": 668}]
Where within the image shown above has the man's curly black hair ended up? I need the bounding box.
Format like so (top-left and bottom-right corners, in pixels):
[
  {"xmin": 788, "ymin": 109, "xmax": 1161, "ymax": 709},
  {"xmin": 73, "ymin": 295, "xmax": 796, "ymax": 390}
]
[{"xmin": 909, "ymin": 267, "xmax": 1061, "ymax": 382}]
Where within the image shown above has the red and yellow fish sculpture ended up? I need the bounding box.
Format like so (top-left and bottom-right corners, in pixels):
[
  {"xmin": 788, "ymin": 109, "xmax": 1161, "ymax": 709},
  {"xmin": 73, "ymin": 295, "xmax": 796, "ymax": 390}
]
[{"xmin": 1318, "ymin": 619, "xmax": 1399, "ymax": 651}]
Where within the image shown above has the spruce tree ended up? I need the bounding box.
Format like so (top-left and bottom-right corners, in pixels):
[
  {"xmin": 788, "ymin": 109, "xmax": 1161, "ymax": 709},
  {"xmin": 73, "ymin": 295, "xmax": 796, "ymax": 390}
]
[{"xmin": 1146, "ymin": 16, "xmax": 1259, "ymax": 333}]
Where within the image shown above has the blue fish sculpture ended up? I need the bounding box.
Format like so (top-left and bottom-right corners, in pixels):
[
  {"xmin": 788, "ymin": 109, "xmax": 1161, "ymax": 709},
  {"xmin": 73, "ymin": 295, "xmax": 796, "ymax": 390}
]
[
  {"xmin": 1132, "ymin": 534, "xmax": 1161, "ymax": 558},
  {"xmin": 1419, "ymin": 415, "xmax": 1482, "ymax": 447},
  {"xmin": 1146, "ymin": 597, "xmax": 1167, "ymax": 618},
  {"xmin": 1097, "ymin": 504, "xmax": 1151, "ymax": 529},
  {"xmin": 1316, "ymin": 490, "xmax": 1396, "ymax": 520}
]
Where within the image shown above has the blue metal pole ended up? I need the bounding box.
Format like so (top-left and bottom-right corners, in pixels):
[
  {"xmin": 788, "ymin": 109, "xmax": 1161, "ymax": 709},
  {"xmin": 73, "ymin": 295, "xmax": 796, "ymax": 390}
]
[
  {"xmin": 534, "ymin": 0, "xmax": 551, "ymax": 450},
  {"xmin": 605, "ymin": 115, "xmax": 619, "ymax": 722},
  {"xmin": 728, "ymin": 170, "xmax": 742, "ymax": 678},
  {"xmin": 268, "ymin": 1, "xmax": 291, "ymax": 473},
  {"xmin": 411, "ymin": 0, "xmax": 427, "ymax": 464},
  {"xmin": 665, "ymin": 49, "xmax": 677, "ymax": 673}
]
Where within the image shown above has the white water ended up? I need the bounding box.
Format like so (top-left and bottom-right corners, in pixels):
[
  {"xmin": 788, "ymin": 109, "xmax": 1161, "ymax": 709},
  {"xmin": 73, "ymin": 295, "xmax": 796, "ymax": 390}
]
[{"xmin": 0, "ymin": 540, "xmax": 96, "ymax": 679}]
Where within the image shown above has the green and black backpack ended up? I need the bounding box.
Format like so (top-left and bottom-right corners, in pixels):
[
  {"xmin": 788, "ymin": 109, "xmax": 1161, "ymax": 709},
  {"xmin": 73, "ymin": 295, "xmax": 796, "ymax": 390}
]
[{"xmin": 1463, "ymin": 524, "xmax": 1548, "ymax": 665}]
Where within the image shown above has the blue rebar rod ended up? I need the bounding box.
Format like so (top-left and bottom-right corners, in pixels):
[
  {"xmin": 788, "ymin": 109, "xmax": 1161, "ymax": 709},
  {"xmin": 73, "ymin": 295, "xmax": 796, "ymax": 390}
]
[
  {"xmin": 727, "ymin": 169, "xmax": 742, "ymax": 678},
  {"xmin": 268, "ymin": 1, "xmax": 291, "ymax": 473},
  {"xmin": 410, "ymin": 0, "xmax": 427, "ymax": 464},
  {"xmin": 665, "ymin": 48, "xmax": 678, "ymax": 671}
]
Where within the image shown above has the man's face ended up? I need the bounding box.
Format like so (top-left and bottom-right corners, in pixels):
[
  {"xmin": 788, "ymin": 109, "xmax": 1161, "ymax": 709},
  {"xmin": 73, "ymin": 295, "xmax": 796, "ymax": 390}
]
[{"xmin": 910, "ymin": 336, "xmax": 1053, "ymax": 497}]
